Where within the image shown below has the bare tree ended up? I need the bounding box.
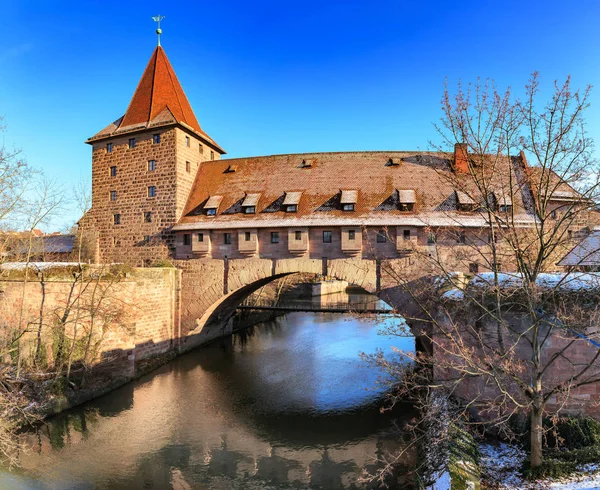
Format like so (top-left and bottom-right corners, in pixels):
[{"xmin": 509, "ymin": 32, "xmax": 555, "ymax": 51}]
[{"xmin": 364, "ymin": 73, "xmax": 600, "ymax": 483}]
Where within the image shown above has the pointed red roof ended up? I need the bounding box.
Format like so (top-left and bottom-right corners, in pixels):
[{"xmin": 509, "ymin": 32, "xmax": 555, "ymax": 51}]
[
  {"xmin": 121, "ymin": 46, "xmax": 201, "ymax": 132},
  {"xmin": 88, "ymin": 46, "xmax": 224, "ymax": 153}
]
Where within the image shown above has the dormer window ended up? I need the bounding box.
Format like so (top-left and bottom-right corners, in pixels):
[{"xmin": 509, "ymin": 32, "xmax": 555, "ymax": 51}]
[
  {"xmin": 398, "ymin": 190, "xmax": 416, "ymax": 211},
  {"xmin": 204, "ymin": 195, "xmax": 223, "ymax": 216},
  {"xmin": 456, "ymin": 191, "xmax": 476, "ymax": 212},
  {"xmin": 341, "ymin": 190, "xmax": 357, "ymax": 212},
  {"xmin": 283, "ymin": 191, "xmax": 302, "ymax": 212},
  {"xmin": 494, "ymin": 190, "xmax": 513, "ymax": 213},
  {"xmin": 242, "ymin": 193, "xmax": 261, "ymax": 214}
]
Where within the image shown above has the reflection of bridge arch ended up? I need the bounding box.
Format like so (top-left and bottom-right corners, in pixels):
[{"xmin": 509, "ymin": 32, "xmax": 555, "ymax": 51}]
[{"xmin": 177, "ymin": 257, "xmax": 434, "ymax": 352}]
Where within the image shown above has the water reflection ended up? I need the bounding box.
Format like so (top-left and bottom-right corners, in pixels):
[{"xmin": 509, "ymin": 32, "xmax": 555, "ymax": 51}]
[{"xmin": 3, "ymin": 307, "xmax": 416, "ymax": 489}]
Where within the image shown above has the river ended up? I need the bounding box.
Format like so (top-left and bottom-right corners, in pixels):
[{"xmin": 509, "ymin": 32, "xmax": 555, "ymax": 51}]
[{"xmin": 1, "ymin": 295, "xmax": 416, "ymax": 489}]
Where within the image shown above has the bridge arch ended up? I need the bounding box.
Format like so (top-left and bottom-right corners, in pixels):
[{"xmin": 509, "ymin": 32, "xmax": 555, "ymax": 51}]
[{"xmin": 177, "ymin": 257, "xmax": 433, "ymax": 352}]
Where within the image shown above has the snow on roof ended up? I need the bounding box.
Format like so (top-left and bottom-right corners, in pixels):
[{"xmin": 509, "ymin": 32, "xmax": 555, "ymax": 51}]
[
  {"xmin": 1, "ymin": 262, "xmax": 82, "ymax": 271},
  {"xmin": 242, "ymin": 193, "xmax": 261, "ymax": 207},
  {"xmin": 282, "ymin": 191, "xmax": 302, "ymax": 206},
  {"xmin": 398, "ymin": 189, "xmax": 416, "ymax": 204},
  {"xmin": 340, "ymin": 190, "xmax": 358, "ymax": 204},
  {"xmin": 558, "ymin": 230, "xmax": 600, "ymax": 267},
  {"xmin": 204, "ymin": 195, "xmax": 223, "ymax": 209}
]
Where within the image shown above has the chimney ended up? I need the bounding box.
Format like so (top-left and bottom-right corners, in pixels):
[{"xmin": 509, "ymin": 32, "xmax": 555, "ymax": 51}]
[
  {"xmin": 519, "ymin": 150, "xmax": 529, "ymax": 168},
  {"xmin": 453, "ymin": 143, "xmax": 469, "ymax": 173}
]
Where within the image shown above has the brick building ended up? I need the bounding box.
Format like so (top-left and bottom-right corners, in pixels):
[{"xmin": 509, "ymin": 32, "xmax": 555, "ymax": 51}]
[{"xmin": 81, "ymin": 44, "xmax": 593, "ymax": 271}]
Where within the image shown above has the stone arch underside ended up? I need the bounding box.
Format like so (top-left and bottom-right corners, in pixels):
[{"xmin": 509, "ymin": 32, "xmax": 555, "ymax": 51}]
[{"xmin": 177, "ymin": 257, "xmax": 434, "ymax": 352}]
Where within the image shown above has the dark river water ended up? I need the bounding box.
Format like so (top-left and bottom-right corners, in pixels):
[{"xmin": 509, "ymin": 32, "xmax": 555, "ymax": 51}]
[{"xmin": 1, "ymin": 298, "xmax": 416, "ymax": 489}]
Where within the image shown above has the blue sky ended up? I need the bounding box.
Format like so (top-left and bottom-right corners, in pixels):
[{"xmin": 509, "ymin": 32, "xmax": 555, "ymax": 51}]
[{"xmin": 3, "ymin": 0, "xmax": 600, "ymax": 230}]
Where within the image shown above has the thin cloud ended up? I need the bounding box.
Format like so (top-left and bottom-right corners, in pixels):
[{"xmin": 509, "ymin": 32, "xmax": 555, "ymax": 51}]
[{"xmin": 0, "ymin": 43, "xmax": 33, "ymax": 63}]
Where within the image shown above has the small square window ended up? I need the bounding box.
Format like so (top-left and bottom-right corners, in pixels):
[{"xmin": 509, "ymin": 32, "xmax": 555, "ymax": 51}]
[
  {"xmin": 210, "ymin": 151, "xmax": 215, "ymax": 160},
  {"xmin": 295, "ymin": 230, "xmax": 302, "ymax": 241},
  {"xmin": 224, "ymin": 233, "xmax": 232, "ymax": 245},
  {"xmin": 271, "ymin": 232, "xmax": 280, "ymax": 244},
  {"xmin": 403, "ymin": 230, "xmax": 411, "ymax": 240},
  {"xmin": 153, "ymin": 134, "xmax": 161, "ymax": 144},
  {"xmin": 348, "ymin": 230, "xmax": 356, "ymax": 240},
  {"xmin": 199, "ymin": 143, "xmax": 203, "ymax": 154},
  {"xmin": 148, "ymin": 186, "xmax": 156, "ymax": 197},
  {"xmin": 244, "ymin": 206, "xmax": 256, "ymax": 214},
  {"xmin": 186, "ymin": 161, "xmax": 191, "ymax": 173},
  {"xmin": 144, "ymin": 211, "xmax": 152, "ymax": 223},
  {"xmin": 129, "ymin": 138, "xmax": 136, "ymax": 149},
  {"xmin": 148, "ymin": 160, "xmax": 156, "ymax": 171},
  {"xmin": 469, "ymin": 263, "xmax": 479, "ymax": 274},
  {"xmin": 106, "ymin": 142, "xmax": 113, "ymax": 153},
  {"xmin": 342, "ymin": 203, "xmax": 355, "ymax": 212},
  {"xmin": 207, "ymin": 208, "xmax": 217, "ymax": 216},
  {"xmin": 183, "ymin": 234, "xmax": 191, "ymax": 246},
  {"xmin": 286, "ymin": 204, "xmax": 297, "ymax": 213},
  {"xmin": 198, "ymin": 233, "xmax": 204, "ymax": 242},
  {"xmin": 110, "ymin": 166, "xmax": 117, "ymax": 177},
  {"xmin": 110, "ymin": 190, "xmax": 117, "ymax": 201},
  {"xmin": 113, "ymin": 214, "xmax": 121, "ymax": 225},
  {"xmin": 245, "ymin": 231, "xmax": 251, "ymax": 241},
  {"xmin": 377, "ymin": 230, "xmax": 386, "ymax": 243},
  {"xmin": 323, "ymin": 231, "xmax": 332, "ymax": 243},
  {"xmin": 185, "ymin": 136, "xmax": 190, "ymax": 147}
]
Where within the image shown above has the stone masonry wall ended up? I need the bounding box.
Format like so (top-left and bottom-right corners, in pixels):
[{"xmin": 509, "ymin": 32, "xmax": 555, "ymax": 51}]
[{"xmin": 0, "ymin": 267, "xmax": 180, "ymax": 381}]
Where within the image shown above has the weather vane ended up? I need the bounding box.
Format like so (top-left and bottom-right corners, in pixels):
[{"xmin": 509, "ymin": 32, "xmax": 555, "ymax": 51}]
[{"xmin": 152, "ymin": 15, "xmax": 166, "ymax": 47}]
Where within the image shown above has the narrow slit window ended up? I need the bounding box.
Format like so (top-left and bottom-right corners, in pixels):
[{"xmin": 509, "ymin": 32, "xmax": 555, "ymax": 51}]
[
  {"xmin": 348, "ymin": 230, "xmax": 356, "ymax": 240},
  {"xmin": 153, "ymin": 134, "xmax": 161, "ymax": 144},
  {"xmin": 245, "ymin": 231, "xmax": 251, "ymax": 241},
  {"xmin": 185, "ymin": 136, "xmax": 190, "ymax": 147},
  {"xmin": 106, "ymin": 142, "xmax": 113, "ymax": 153},
  {"xmin": 148, "ymin": 186, "xmax": 157, "ymax": 197},
  {"xmin": 144, "ymin": 211, "xmax": 152, "ymax": 223},
  {"xmin": 323, "ymin": 231, "xmax": 332, "ymax": 243},
  {"xmin": 183, "ymin": 234, "xmax": 191, "ymax": 246},
  {"xmin": 148, "ymin": 160, "xmax": 156, "ymax": 171},
  {"xmin": 198, "ymin": 233, "xmax": 204, "ymax": 242},
  {"xmin": 113, "ymin": 214, "xmax": 121, "ymax": 225},
  {"xmin": 271, "ymin": 232, "xmax": 280, "ymax": 244},
  {"xmin": 224, "ymin": 233, "xmax": 232, "ymax": 245},
  {"xmin": 377, "ymin": 230, "xmax": 387, "ymax": 243},
  {"xmin": 295, "ymin": 230, "xmax": 302, "ymax": 241},
  {"xmin": 110, "ymin": 190, "xmax": 117, "ymax": 201},
  {"xmin": 110, "ymin": 166, "xmax": 117, "ymax": 177},
  {"xmin": 128, "ymin": 138, "xmax": 136, "ymax": 149}
]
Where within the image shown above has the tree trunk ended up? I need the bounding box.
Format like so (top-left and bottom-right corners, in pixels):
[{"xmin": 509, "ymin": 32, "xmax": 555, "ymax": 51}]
[{"xmin": 530, "ymin": 403, "xmax": 543, "ymax": 469}]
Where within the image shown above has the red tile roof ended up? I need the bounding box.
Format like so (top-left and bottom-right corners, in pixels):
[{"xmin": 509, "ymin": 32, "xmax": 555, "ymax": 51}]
[
  {"xmin": 175, "ymin": 151, "xmax": 537, "ymax": 230},
  {"xmin": 87, "ymin": 47, "xmax": 224, "ymax": 153}
]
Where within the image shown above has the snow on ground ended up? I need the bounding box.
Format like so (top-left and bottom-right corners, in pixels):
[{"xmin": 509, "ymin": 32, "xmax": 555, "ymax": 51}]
[
  {"xmin": 471, "ymin": 272, "xmax": 600, "ymax": 291},
  {"xmin": 480, "ymin": 442, "xmax": 600, "ymax": 489}
]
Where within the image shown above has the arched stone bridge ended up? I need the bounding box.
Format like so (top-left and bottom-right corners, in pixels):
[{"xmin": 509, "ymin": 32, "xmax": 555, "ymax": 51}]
[{"xmin": 176, "ymin": 256, "xmax": 435, "ymax": 351}]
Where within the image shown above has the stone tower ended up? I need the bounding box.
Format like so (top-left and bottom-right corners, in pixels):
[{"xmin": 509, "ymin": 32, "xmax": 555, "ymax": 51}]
[{"xmin": 83, "ymin": 46, "xmax": 225, "ymax": 265}]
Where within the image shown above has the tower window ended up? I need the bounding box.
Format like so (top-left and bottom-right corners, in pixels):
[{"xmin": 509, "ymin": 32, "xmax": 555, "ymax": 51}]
[
  {"xmin": 348, "ymin": 230, "xmax": 356, "ymax": 240},
  {"xmin": 197, "ymin": 233, "xmax": 204, "ymax": 242},
  {"xmin": 245, "ymin": 231, "xmax": 251, "ymax": 241},
  {"xmin": 144, "ymin": 211, "xmax": 152, "ymax": 223},
  {"xmin": 185, "ymin": 136, "xmax": 190, "ymax": 147},
  {"xmin": 110, "ymin": 190, "xmax": 117, "ymax": 201},
  {"xmin": 129, "ymin": 138, "xmax": 136, "ymax": 149},
  {"xmin": 153, "ymin": 134, "xmax": 161, "ymax": 144},
  {"xmin": 106, "ymin": 143, "xmax": 113, "ymax": 153},
  {"xmin": 199, "ymin": 143, "xmax": 203, "ymax": 154},
  {"xmin": 376, "ymin": 230, "xmax": 387, "ymax": 243},
  {"xmin": 210, "ymin": 151, "xmax": 215, "ymax": 160},
  {"xmin": 148, "ymin": 186, "xmax": 156, "ymax": 197},
  {"xmin": 110, "ymin": 166, "xmax": 117, "ymax": 177},
  {"xmin": 224, "ymin": 233, "xmax": 232, "ymax": 245},
  {"xmin": 295, "ymin": 230, "xmax": 302, "ymax": 241},
  {"xmin": 113, "ymin": 214, "xmax": 121, "ymax": 225},
  {"xmin": 183, "ymin": 234, "xmax": 191, "ymax": 246},
  {"xmin": 271, "ymin": 232, "xmax": 280, "ymax": 244},
  {"xmin": 323, "ymin": 231, "xmax": 332, "ymax": 243},
  {"xmin": 186, "ymin": 161, "xmax": 191, "ymax": 173},
  {"xmin": 148, "ymin": 160, "xmax": 156, "ymax": 171}
]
